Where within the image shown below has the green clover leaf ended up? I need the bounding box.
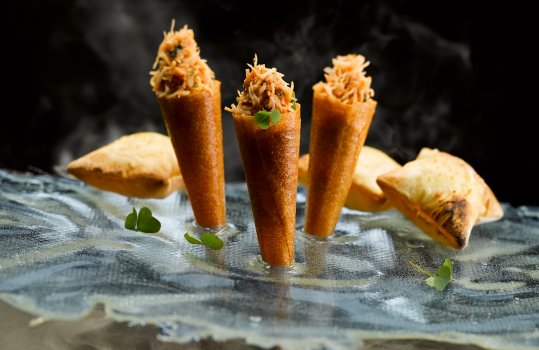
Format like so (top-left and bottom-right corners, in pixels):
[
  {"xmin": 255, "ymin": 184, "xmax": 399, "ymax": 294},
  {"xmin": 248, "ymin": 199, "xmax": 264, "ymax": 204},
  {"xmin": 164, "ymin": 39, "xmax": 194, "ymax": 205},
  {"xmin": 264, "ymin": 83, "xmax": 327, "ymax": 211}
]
[
  {"xmin": 409, "ymin": 259, "xmax": 452, "ymax": 292},
  {"xmin": 184, "ymin": 232, "xmax": 224, "ymax": 250},
  {"xmin": 125, "ymin": 207, "xmax": 137, "ymax": 230},
  {"xmin": 184, "ymin": 232, "xmax": 203, "ymax": 245},
  {"xmin": 200, "ymin": 233, "xmax": 224, "ymax": 250},
  {"xmin": 254, "ymin": 109, "xmax": 281, "ymax": 129},
  {"xmin": 125, "ymin": 207, "xmax": 161, "ymax": 233}
]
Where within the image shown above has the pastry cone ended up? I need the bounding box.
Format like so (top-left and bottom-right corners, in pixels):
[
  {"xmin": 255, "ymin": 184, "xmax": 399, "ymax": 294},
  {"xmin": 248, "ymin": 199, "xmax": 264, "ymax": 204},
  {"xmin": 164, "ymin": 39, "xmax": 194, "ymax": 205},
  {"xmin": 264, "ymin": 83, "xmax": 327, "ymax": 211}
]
[
  {"xmin": 157, "ymin": 82, "xmax": 226, "ymax": 228},
  {"xmin": 150, "ymin": 23, "xmax": 225, "ymax": 228},
  {"xmin": 305, "ymin": 55, "xmax": 376, "ymax": 237},
  {"xmin": 227, "ymin": 56, "xmax": 300, "ymax": 266},
  {"xmin": 233, "ymin": 107, "xmax": 300, "ymax": 266}
]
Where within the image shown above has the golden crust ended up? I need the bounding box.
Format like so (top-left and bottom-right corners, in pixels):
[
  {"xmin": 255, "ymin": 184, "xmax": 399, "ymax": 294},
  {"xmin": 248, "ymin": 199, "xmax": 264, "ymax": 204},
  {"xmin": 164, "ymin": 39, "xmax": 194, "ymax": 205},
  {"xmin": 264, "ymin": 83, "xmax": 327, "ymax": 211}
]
[
  {"xmin": 298, "ymin": 146, "xmax": 401, "ymax": 211},
  {"xmin": 67, "ymin": 132, "xmax": 184, "ymax": 198},
  {"xmin": 377, "ymin": 148, "xmax": 503, "ymax": 249}
]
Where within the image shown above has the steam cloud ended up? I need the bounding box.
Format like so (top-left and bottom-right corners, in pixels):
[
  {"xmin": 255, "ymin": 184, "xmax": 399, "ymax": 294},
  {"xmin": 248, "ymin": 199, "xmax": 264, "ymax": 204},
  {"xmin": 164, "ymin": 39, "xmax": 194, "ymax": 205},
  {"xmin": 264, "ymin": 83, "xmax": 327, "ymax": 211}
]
[{"xmin": 18, "ymin": 0, "xmax": 477, "ymax": 182}]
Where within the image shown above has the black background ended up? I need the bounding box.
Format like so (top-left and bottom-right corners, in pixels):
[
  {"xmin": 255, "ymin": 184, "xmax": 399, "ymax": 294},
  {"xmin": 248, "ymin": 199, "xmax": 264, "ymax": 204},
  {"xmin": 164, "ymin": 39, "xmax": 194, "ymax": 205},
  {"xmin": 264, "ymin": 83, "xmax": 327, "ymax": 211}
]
[{"xmin": 5, "ymin": 0, "xmax": 537, "ymax": 205}]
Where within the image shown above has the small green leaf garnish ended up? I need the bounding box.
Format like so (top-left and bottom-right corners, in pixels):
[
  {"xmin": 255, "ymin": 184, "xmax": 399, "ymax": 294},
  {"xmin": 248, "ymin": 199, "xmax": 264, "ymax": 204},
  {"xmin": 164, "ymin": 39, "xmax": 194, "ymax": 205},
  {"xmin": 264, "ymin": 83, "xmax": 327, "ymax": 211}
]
[
  {"xmin": 254, "ymin": 112, "xmax": 270, "ymax": 129},
  {"xmin": 254, "ymin": 109, "xmax": 281, "ymax": 129},
  {"xmin": 137, "ymin": 207, "xmax": 161, "ymax": 233},
  {"xmin": 184, "ymin": 232, "xmax": 203, "ymax": 245},
  {"xmin": 125, "ymin": 207, "xmax": 161, "ymax": 233},
  {"xmin": 184, "ymin": 232, "xmax": 224, "ymax": 250},
  {"xmin": 270, "ymin": 108, "xmax": 281, "ymax": 124},
  {"xmin": 200, "ymin": 233, "xmax": 224, "ymax": 250},
  {"xmin": 409, "ymin": 259, "xmax": 452, "ymax": 292},
  {"xmin": 125, "ymin": 207, "xmax": 137, "ymax": 230},
  {"xmin": 291, "ymin": 91, "xmax": 297, "ymax": 110}
]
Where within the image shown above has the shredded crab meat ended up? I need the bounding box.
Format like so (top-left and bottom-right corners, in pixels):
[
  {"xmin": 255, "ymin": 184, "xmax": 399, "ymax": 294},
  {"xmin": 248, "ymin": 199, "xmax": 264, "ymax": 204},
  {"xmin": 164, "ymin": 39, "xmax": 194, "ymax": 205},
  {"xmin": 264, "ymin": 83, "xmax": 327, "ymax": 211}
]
[
  {"xmin": 150, "ymin": 20, "xmax": 214, "ymax": 98},
  {"xmin": 319, "ymin": 54, "xmax": 374, "ymax": 104},
  {"xmin": 226, "ymin": 55, "xmax": 295, "ymax": 116}
]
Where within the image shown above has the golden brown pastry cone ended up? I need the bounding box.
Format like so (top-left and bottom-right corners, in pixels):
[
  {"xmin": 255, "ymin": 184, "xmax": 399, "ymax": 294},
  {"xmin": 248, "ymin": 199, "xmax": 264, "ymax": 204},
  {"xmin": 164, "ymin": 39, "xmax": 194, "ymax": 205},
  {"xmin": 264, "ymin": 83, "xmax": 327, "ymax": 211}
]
[
  {"xmin": 298, "ymin": 146, "xmax": 400, "ymax": 212},
  {"xmin": 67, "ymin": 132, "xmax": 184, "ymax": 198},
  {"xmin": 377, "ymin": 148, "xmax": 504, "ymax": 248},
  {"xmin": 158, "ymin": 81, "xmax": 226, "ymax": 228},
  {"xmin": 304, "ymin": 84, "xmax": 376, "ymax": 237},
  {"xmin": 297, "ymin": 153, "xmax": 310, "ymax": 186},
  {"xmin": 233, "ymin": 106, "xmax": 301, "ymax": 266}
]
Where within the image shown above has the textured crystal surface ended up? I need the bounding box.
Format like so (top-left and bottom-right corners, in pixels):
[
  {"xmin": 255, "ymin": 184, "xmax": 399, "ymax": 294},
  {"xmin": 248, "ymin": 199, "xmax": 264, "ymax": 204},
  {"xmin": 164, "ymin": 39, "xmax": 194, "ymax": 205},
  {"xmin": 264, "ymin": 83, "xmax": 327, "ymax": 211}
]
[{"xmin": 0, "ymin": 170, "xmax": 538, "ymax": 349}]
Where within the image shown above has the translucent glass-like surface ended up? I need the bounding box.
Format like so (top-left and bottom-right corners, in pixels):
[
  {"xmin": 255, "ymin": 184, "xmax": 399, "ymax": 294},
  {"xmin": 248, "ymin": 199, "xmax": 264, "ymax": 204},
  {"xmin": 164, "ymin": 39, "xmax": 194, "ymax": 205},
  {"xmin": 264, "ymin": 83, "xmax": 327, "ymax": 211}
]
[{"xmin": 0, "ymin": 170, "xmax": 538, "ymax": 349}]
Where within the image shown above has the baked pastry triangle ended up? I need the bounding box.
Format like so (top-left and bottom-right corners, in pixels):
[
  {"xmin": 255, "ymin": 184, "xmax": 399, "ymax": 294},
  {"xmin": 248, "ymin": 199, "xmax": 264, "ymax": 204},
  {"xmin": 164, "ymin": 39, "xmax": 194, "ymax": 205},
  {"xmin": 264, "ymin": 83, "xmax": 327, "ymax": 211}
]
[
  {"xmin": 377, "ymin": 148, "xmax": 503, "ymax": 248},
  {"xmin": 68, "ymin": 132, "xmax": 184, "ymax": 198}
]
